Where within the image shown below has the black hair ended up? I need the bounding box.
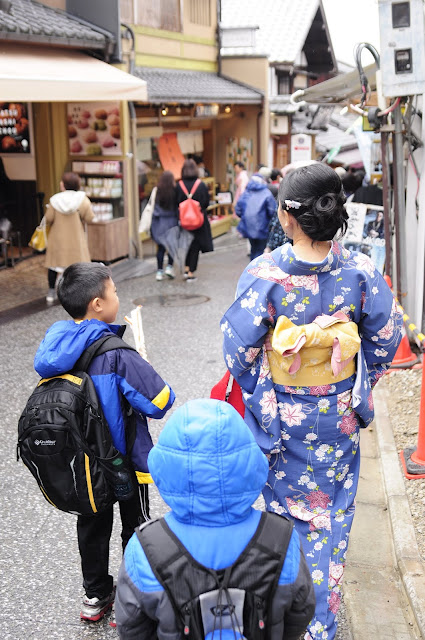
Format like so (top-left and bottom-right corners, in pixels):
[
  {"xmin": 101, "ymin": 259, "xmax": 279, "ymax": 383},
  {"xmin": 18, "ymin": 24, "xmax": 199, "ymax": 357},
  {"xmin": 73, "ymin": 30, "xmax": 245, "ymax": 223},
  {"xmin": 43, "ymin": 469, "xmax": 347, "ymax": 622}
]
[
  {"xmin": 271, "ymin": 168, "xmax": 282, "ymax": 181},
  {"xmin": 342, "ymin": 170, "xmax": 364, "ymax": 195},
  {"xmin": 57, "ymin": 262, "xmax": 112, "ymax": 319},
  {"xmin": 61, "ymin": 172, "xmax": 81, "ymax": 191},
  {"xmin": 278, "ymin": 163, "xmax": 348, "ymax": 241},
  {"xmin": 234, "ymin": 161, "xmax": 245, "ymax": 169},
  {"xmin": 157, "ymin": 170, "xmax": 176, "ymax": 209}
]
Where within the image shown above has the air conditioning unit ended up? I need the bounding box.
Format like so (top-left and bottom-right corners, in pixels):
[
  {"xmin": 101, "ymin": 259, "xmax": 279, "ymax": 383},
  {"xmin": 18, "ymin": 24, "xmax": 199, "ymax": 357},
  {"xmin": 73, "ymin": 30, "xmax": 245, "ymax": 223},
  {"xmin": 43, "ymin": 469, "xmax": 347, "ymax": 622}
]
[{"xmin": 270, "ymin": 115, "xmax": 289, "ymax": 135}]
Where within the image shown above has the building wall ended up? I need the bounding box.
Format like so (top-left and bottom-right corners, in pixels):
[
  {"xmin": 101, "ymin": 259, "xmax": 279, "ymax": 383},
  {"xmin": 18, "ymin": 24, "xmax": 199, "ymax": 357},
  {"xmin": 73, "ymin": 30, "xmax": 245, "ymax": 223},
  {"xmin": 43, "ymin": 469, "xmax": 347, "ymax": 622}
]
[
  {"xmin": 213, "ymin": 105, "xmax": 259, "ymax": 189},
  {"xmin": 38, "ymin": 0, "xmax": 66, "ymax": 8},
  {"xmin": 134, "ymin": 29, "xmax": 217, "ymax": 71},
  {"xmin": 221, "ymin": 57, "xmax": 269, "ymax": 164}
]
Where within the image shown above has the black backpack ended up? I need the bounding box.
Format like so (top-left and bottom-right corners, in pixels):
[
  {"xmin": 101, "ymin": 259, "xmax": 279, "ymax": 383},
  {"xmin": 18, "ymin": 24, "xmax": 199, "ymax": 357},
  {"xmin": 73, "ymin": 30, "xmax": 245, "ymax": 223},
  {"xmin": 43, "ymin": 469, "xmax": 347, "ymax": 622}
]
[
  {"xmin": 17, "ymin": 333, "xmax": 136, "ymax": 516},
  {"xmin": 136, "ymin": 511, "xmax": 294, "ymax": 639}
]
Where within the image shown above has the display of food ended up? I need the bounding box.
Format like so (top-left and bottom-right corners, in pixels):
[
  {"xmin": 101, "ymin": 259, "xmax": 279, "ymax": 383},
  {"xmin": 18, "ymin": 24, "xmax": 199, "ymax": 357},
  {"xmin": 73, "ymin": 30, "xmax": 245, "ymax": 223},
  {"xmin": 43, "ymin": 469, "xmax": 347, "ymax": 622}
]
[{"xmin": 68, "ymin": 103, "xmax": 121, "ymax": 156}]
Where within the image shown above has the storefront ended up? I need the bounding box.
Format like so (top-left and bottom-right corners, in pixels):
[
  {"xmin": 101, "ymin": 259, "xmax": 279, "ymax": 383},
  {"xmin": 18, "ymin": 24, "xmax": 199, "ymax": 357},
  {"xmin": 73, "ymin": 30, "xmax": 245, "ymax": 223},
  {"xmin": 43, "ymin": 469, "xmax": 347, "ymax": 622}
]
[
  {"xmin": 132, "ymin": 67, "xmax": 263, "ymax": 238},
  {"xmin": 0, "ymin": 43, "xmax": 147, "ymax": 264}
]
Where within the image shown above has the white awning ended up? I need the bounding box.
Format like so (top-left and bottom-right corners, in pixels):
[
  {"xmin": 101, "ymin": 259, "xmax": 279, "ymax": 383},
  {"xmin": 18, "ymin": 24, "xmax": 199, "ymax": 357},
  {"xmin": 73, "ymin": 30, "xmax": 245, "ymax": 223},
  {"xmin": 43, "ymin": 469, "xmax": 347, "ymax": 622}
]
[
  {"xmin": 0, "ymin": 43, "xmax": 147, "ymax": 102},
  {"xmin": 291, "ymin": 63, "xmax": 377, "ymax": 105}
]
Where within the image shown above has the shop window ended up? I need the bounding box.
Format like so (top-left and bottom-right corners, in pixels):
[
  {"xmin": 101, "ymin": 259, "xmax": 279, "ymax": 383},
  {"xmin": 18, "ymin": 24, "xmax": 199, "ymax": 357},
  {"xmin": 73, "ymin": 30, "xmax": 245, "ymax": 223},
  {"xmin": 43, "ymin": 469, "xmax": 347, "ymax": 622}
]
[
  {"xmin": 120, "ymin": 0, "xmax": 134, "ymax": 23},
  {"xmin": 136, "ymin": 0, "xmax": 181, "ymax": 31},
  {"xmin": 277, "ymin": 73, "xmax": 291, "ymax": 96},
  {"xmin": 189, "ymin": 0, "xmax": 211, "ymax": 26}
]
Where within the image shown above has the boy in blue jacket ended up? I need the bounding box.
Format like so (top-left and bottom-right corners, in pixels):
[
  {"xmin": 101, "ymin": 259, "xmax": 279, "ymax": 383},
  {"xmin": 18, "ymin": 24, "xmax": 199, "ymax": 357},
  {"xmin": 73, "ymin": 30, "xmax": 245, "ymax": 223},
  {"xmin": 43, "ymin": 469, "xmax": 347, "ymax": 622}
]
[
  {"xmin": 115, "ymin": 399, "xmax": 315, "ymax": 640},
  {"xmin": 34, "ymin": 262, "xmax": 175, "ymax": 622},
  {"xmin": 235, "ymin": 173, "xmax": 277, "ymax": 260}
]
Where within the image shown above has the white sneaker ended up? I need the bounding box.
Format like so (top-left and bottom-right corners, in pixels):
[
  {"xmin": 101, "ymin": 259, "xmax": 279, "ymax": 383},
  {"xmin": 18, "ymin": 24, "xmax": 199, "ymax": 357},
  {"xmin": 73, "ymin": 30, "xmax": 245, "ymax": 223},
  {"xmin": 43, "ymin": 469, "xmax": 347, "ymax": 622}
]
[
  {"xmin": 156, "ymin": 270, "xmax": 164, "ymax": 281},
  {"xmin": 165, "ymin": 265, "xmax": 175, "ymax": 279},
  {"xmin": 46, "ymin": 289, "xmax": 56, "ymax": 303},
  {"xmin": 80, "ymin": 587, "xmax": 115, "ymax": 622}
]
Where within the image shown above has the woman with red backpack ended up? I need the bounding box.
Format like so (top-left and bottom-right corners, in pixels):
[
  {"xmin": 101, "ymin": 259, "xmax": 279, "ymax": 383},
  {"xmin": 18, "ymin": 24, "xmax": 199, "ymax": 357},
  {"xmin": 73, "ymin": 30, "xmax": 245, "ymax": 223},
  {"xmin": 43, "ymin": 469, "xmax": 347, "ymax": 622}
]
[{"xmin": 176, "ymin": 159, "xmax": 213, "ymax": 282}]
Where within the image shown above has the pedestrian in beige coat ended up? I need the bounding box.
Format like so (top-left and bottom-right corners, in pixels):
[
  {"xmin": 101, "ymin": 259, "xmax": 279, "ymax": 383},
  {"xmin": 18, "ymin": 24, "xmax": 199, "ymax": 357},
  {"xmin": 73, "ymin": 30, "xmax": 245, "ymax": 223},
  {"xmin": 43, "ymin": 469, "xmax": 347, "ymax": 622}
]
[{"xmin": 45, "ymin": 172, "xmax": 94, "ymax": 302}]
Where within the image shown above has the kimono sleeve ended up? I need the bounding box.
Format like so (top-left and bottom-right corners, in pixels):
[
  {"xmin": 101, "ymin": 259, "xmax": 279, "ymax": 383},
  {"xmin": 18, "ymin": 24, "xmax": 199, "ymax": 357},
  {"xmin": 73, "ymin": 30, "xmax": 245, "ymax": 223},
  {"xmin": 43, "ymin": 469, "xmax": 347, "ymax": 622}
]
[
  {"xmin": 221, "ymin": 268, "xmax": 272, "ymax": 393},
  {"xmin": 358, "ymin": 272, "xmax": 404, "ymax": 388}
]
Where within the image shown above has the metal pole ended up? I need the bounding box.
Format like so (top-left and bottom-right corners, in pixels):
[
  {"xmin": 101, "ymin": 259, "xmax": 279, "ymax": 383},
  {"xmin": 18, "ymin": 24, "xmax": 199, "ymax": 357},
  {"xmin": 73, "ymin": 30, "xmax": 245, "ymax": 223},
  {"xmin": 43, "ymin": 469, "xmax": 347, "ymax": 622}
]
[
  {"xmin": 392, "ymin": 105, "xmax": 407, "ymax": 302},
  {"xmin": 380, "ymin": 130, "xmax": 392, "ymax": 280}
]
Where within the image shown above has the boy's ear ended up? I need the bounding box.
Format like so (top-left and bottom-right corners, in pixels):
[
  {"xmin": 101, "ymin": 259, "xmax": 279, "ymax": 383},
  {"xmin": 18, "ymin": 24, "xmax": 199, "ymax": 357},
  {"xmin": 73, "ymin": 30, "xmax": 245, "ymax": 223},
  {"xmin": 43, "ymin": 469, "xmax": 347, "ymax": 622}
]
[{"xmin": 90, "ymin": 296, "xmax": 103, "ymax": 314}]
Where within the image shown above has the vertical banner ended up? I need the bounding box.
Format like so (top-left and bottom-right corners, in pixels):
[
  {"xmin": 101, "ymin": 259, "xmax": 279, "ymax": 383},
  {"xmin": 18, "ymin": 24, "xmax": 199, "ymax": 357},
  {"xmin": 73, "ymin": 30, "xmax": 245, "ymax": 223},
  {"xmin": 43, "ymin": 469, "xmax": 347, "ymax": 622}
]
[{"xmin": 157, "ymin": 132, "xmax": 185, "ymax": 179}]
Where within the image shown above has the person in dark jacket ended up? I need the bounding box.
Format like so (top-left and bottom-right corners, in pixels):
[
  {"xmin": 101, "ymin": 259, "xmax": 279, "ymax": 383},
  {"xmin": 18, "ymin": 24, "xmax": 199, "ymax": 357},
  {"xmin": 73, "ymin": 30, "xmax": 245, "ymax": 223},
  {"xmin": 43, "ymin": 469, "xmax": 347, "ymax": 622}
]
[
  {"xmin": 150, "ymin": 170, "xmax": 178, "ymax": 281},
  {"xmin": 235, "ymin": 173, "xmax": 277, "ymax": 260},
  {"xmin": 176, "ymin": 158, "xmax": 213, "ymax": 282},
  {"xmin": 34, "ymin": 262, "xmax": 175, "ymax": 623},
  {"xmin": 115, "ymin": 398, "xmax": 315, "ymax": 640}
]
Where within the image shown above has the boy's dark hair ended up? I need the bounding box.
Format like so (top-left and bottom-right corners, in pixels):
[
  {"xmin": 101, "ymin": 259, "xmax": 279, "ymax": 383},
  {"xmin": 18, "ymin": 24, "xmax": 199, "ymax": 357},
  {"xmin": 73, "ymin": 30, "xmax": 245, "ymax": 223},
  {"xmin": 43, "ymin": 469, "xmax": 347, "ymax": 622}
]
[
  {"xmin": 62, "ymin": 172, "xmax": 81, "ymax": 191},
  {"xmin": 234, "ymin": 161, "xmax": 245, "ymax": 169},
  {"xmin": 57, "ymin": 262, "xmax": 112, "ymax": 319},
  {"xmin": 278, "ymin": 162, "xmax": 348, "ymax": 241}
]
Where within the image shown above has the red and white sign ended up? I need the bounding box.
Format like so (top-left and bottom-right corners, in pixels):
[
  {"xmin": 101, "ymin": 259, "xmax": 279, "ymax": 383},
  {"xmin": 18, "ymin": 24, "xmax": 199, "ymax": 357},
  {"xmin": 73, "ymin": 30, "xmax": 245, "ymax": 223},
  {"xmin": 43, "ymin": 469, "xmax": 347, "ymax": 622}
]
[{"xmin": 291, "ymin": 134, "xmax": 312, "ymax": 162}]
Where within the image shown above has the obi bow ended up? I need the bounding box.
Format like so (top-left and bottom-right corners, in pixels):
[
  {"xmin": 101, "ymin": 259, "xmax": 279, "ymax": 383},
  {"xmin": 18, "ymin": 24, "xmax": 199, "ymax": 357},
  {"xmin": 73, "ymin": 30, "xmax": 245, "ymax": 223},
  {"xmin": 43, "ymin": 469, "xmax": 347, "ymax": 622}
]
[{"xmin": 266, "ymin": 311, "xmax": 361, "ymax": 385}]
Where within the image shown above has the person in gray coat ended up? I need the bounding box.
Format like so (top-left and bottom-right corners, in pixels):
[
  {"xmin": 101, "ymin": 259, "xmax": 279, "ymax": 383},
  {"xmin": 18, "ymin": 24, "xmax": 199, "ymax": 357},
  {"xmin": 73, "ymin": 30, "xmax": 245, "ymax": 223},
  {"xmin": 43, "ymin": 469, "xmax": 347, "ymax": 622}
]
[{"xmin": 115, "ymin": 398, "xmax": 315, "ymax": 639}]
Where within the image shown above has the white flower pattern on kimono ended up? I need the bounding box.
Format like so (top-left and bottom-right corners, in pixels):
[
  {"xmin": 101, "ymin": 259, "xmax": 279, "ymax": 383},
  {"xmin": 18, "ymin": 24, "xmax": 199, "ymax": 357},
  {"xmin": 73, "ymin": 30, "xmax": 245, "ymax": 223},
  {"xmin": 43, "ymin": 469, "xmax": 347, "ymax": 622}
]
[
  {"xmin": 280, "ymin": 402, "xmax": 306, "ymax": 426},
  {"xmin": 259, "ymin": 389, "xmax": 278, "ymax": 419}
]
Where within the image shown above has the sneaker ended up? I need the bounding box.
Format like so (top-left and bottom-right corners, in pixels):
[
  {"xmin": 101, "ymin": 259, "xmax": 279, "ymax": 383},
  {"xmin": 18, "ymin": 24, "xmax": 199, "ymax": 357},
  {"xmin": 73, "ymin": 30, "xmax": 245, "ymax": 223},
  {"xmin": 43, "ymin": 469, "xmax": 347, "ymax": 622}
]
[
  {"xmin": 165, "ymin": 265, "xmax": 175, "ymax": 279},
  {"xmin": 156, "ymin": 270, "xmax": 164, "ymax": 281},
  {"xmin": 186, "ymin": 276, "xmax": 197, "ymax": 282},
  {"xmin": 183, "ymin": 270, "xmax": 189, "ymax": 279},
  {"xmin": 80, "ymin": 587, "xmax": 115, "ymax": 622},
  {"xmin": 46, "ymin": 288, "xmax": 56, "ymax": 303}
]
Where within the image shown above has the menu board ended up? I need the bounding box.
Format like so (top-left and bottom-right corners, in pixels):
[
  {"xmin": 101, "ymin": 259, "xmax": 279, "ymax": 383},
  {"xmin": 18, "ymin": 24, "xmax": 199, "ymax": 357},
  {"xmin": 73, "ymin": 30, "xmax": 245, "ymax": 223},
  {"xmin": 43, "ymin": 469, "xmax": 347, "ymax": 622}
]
[
  {"xmin": 67, "ymin": 102, "xmax": 122, "ymax": 156},
  {"xmin": 0, "ymin": 102, "xmax": 30, "ymax": 154}
]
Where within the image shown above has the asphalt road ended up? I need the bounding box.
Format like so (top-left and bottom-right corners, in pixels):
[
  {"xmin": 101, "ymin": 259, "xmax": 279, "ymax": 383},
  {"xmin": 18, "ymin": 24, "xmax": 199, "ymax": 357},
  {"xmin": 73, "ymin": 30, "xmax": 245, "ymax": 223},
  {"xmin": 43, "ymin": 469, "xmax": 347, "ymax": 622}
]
[{"xmin": 1, "ymin": 233, "xmax": 351, "ymax": 639}]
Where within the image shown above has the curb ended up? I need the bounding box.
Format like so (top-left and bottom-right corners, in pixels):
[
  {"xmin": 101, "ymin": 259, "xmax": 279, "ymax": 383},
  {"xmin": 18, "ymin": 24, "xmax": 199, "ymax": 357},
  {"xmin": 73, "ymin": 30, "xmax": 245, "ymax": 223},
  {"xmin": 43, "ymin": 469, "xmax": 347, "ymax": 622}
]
[{"xmin": 374, "ymin": 387, "xmax": 425, "ymax": 637}]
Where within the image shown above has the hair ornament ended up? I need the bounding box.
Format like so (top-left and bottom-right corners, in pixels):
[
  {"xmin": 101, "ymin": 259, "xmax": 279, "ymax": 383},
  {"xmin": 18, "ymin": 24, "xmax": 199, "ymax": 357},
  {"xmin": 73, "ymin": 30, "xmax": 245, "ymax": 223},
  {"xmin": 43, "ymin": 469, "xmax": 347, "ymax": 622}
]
[{"xmin": 284, "ymin": 199, "xmax": 302, "ymax": 210}]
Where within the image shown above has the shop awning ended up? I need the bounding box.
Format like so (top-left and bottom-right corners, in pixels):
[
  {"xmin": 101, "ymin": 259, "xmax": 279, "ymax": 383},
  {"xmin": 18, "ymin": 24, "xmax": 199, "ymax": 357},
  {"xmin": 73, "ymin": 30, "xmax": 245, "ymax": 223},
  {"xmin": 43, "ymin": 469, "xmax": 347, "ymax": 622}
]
[
  {"xmin": 291, "ymin": 63, "xmax": 377, "ymax": 105},
  {"xmin": 0, "ymin": 43, "xmax": 147, "ymax": 102}
]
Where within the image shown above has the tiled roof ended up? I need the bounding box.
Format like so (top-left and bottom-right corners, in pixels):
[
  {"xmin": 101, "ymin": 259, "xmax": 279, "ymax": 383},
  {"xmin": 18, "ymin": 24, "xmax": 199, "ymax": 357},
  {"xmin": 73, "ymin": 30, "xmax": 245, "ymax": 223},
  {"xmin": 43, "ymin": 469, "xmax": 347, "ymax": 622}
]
[
  {"xmin": 0, "ymin": 0, "xmax": 111, "ymax": 49},
  {"xmin": 134, "ymin": 67, "xmax": 263, "ymax": 104},
  {"xmin": 220, "ymin": 0, "xmax": 320, "ymax": 63}
]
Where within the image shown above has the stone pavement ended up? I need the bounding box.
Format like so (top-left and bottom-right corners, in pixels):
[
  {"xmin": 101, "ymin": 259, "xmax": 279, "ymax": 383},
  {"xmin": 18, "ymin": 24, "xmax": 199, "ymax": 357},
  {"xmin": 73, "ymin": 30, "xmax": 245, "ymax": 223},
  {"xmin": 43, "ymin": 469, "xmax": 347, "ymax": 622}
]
[{"xmin": 1, "ymin": 232, "xmax": 424, "ymax": 639}]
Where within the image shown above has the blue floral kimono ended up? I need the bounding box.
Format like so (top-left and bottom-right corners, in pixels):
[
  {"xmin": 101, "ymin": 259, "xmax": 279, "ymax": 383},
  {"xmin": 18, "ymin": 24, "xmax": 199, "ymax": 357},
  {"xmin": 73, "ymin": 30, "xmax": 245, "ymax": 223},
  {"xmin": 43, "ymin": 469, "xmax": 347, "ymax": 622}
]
[{"xmin": 221, "ymin": 241, "xmax": 403, "ymax": 640}]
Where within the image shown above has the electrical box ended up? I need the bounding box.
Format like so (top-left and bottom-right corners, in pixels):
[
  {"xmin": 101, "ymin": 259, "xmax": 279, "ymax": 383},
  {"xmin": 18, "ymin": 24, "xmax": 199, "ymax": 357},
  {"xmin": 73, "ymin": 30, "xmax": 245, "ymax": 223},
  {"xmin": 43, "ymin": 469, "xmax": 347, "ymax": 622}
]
[{"xmin": 378, "ymin": 0, "xmax": 425, "ymax": 97}]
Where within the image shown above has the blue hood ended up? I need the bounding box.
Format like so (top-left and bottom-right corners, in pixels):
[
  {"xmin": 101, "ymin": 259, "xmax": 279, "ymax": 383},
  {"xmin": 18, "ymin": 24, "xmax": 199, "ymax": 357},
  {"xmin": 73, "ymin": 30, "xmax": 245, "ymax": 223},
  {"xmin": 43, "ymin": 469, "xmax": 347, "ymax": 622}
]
[
  {"xmin": 34, "ymin": 319, "xmax": 120, "ymax": 377},
  {"xmin": 148, "ymin": 398, "xmax": 268, "ymax": 526},
  {"xmin": 245, "ymin": 175, "xmax": 268, "ymax": 192}
]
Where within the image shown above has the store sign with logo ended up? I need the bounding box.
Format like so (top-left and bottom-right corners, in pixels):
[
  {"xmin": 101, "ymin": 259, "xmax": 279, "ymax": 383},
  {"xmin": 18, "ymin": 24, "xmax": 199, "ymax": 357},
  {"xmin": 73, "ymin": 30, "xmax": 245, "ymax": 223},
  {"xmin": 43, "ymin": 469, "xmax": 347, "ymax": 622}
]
[
  {"xmin": 195, "ymin": 104, "xmax": 219, "ymax": 118},
  {"xmin": 0, "ymin": 102, "xmax": 30, "ymax": 154},
  {"xmin": 291, "ymin": 133, "xmax": 312, "ymax": 162}
]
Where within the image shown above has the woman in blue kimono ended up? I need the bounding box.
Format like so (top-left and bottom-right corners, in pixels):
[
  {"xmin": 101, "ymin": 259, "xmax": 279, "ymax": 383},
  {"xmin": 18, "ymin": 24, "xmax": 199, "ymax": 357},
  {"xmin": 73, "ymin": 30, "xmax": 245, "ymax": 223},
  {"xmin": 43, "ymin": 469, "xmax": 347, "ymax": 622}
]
[{"xmin": 221, "ymin": 163, "xmax": 403, "ymax": 640}]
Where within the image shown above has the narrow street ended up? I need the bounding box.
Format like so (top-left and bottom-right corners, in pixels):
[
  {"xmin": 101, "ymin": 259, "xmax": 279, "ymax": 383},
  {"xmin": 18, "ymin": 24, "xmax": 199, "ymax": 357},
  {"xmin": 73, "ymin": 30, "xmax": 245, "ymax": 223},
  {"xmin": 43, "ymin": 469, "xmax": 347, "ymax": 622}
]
[{"xmin": 0, "ymin": 234, "xmax": 419, "ymax": 639}]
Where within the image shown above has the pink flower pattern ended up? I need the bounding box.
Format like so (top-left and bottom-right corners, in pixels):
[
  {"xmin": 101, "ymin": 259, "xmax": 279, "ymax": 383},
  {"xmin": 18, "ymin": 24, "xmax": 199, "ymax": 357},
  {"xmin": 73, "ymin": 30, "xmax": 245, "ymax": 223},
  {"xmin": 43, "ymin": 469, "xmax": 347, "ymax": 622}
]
[
  {"xmin": 329, "ymin": 591, "xmax": 341, "ymax": 614},
  {"xmin": 305, "ymin": 490, "xmax": 331, "ymax": 510},
  {"xmin": 339, "ymin": 411, "xmax": 358, "ymax": 435},
  {"xmin": 280, "ymin": 402, "xmax": 306, "ymax": 427}
]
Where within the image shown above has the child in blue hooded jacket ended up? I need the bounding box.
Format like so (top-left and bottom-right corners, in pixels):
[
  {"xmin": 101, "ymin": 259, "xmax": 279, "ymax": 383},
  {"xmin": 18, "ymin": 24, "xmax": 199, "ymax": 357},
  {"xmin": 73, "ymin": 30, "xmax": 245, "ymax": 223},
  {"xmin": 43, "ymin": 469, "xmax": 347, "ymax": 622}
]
[
  {"xmin": 115, "ymin": 399, "xmax": 315, "ymax": 639},
  {"xmin": 235, "ymin": 173, "xmax": 277, "ymax": 261},
  {"xmin": 34, "ymin": 262, "xmax": 175, "ymax": 622}
]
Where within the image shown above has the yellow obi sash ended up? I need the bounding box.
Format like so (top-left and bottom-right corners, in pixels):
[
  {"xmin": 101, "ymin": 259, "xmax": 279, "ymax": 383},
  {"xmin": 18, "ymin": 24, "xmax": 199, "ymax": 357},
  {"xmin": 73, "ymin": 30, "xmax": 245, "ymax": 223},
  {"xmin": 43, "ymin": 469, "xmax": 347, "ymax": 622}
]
[{"xmin": 266, "ymin": 311, "xmax": 360, "ymax": 386}]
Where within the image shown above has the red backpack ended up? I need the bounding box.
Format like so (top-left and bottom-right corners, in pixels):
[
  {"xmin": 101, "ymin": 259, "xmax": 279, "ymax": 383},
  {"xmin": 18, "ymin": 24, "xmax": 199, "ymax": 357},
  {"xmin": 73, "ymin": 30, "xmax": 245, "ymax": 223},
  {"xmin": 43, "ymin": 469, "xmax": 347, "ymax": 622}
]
[{"xmin": 178, "ymin": 179, "xmax": 204, "ymax": 231}]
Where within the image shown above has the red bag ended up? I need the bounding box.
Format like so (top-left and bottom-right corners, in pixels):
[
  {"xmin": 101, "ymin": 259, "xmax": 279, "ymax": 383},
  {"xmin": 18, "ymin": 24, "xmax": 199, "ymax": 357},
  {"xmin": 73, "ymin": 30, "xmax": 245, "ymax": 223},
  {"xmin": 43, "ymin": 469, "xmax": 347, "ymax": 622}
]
[
  {"xmin": 210, "ymin": 371, "xmax": 245, "ymax": 418},
  {"xmin": 178, "ymin": 179, "xmax": 204, "ymax": 231}
]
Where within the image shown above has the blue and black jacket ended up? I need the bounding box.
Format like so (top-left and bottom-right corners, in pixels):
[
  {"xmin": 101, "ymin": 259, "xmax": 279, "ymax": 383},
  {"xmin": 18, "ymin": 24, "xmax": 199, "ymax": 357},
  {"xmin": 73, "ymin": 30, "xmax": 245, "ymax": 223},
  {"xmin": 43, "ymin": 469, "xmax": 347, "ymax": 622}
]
[
  {"xmin": 34, "ymin": 319, "xmax": 175, "ymax": 483},
  {"xmin": 115, "ymin": 399, "xmax": 315, "ymax": 639}
]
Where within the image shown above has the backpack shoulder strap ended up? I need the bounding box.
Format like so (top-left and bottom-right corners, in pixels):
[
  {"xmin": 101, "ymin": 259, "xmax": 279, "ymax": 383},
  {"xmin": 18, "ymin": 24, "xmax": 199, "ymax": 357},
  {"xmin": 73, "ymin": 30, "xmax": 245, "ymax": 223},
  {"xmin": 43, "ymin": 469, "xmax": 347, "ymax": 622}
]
[
  {"xmin": 179, "ymin": 180, "xmax": 189, "ymax": 197},
  {"xmin": 189, "ymin": 179, "xmax": 201, "ymax": 196},
  {"xmin": 74, "ymin": 332, "xmax": 136, "ymax": 372}
]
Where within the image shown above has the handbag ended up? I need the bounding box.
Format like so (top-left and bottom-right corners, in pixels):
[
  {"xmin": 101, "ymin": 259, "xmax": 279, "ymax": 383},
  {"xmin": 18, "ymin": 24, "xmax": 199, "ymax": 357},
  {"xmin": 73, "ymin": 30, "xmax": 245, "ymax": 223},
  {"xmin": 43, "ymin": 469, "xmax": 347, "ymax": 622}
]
[
  {"xmin": 28, "ymin": 216, "xmax": 49, "ymax": 252},
  {"xmin": 210, "ymin": 370, "xmax": 245, "ymax": 417},
  {"xmin": 139, "ymin": 187, "xmax": 157, "ymax": 234}
]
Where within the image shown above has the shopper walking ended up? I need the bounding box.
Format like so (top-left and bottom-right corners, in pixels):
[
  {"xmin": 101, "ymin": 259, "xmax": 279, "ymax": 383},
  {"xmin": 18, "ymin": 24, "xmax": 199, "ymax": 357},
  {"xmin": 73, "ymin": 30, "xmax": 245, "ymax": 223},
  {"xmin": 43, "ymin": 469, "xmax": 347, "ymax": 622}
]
[
  {"xmin": 233, "ymin": 160, "xmax": 249, "ymax": 208},
  {"xmin": 150, "ymin": 170, "xmax": 178, "ymax": 281},
  {"xmin": 235, "ymin": 172, "xmax": 276, "ymax": 260},
  {"xmin": 221, "ymin": 163, "xmax": 403, "ymax": 640},
  {"xmin": 44, "ymin": 172, "xmax": 94, "ymax": 302},
  {"xmin": 176, "ymin": 159, "xmax": 213, "ymax": 282}
]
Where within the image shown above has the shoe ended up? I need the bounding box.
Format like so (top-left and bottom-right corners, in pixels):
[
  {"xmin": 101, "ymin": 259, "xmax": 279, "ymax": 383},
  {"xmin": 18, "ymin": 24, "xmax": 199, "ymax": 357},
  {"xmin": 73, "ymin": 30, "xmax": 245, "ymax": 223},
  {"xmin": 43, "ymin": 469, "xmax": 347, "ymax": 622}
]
[
  {"xmin": 80, "ymin": 587, "xmax": 115, "ymax": 622},
  {"xmin": 165, "ymin": 265, "xmax": 175, "ymax": 279},
  {"xmin": 186, "ymin": 276, "xmax": 197, "ymax": 282},
  {"xmin": 46, "ymin": 289, "xmax": 56, "ymax": 303},
  {"xmin": 156, "ymin": 270, "xmax": 164, "ymax": 281}
]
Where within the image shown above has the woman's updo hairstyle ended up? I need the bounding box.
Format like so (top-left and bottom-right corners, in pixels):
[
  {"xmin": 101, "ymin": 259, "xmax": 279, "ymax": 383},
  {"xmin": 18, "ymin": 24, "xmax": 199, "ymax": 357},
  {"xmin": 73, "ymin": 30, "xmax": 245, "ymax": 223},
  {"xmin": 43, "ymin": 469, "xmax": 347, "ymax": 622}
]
[{"xmin": 278, "ymin": 163, "xmax": 348, "ymax": 241}]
